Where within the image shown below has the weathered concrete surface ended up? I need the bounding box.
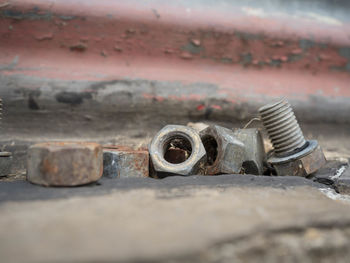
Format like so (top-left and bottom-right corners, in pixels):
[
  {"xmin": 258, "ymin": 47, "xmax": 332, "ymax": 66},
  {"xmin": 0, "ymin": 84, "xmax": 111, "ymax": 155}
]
[
  {"xmin": 0, "ymin": 175, "xmax": 326, "ymax": 203},
  {"xmin": 1, "ymin": 184, "xmax": 350, "ymax": 263},
  {"xmin": 334, "ymin": 165, "xmax": 350, "ymax": 194},
  {"xmin": 1, "ymin": 75, "xmax": 350, "ymax": 128}
]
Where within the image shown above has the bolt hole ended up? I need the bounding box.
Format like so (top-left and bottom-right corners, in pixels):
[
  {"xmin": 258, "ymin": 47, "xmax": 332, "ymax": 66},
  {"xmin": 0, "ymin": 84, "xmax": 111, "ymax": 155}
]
[
  {"xmin": 202, "ymin": 135, "xmax": 218, "ymax": 165},
  {"xmin": 163, "ymin": 136, "xmax": 192, "ymax": 164}
]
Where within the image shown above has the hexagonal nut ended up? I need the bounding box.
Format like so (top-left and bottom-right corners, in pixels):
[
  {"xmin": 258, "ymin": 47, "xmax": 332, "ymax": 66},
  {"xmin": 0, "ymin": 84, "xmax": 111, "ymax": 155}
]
[
  {"xmin": 149, "ymin": 125, "xmax": 206, "ymax": 176},
  {"xmin": 271, "ymin": 141, "xmax": 326, "ymax": 177},
  {"xmin": 27, "ymin": 142, "xmax": 103, "ymax": 186},
  {"xmin": 103, "ymin": 146, "xmax": 149, "ymax": 178},
  {"xmin": 200, "ymin": 125, "xmax": 245, "ymax": 175},
  {"xmin": 233, "ymin": 128, "xmax": 265, "ymax": 175},
  {"xmin": 187, "ymin": 122, "xmax": 209, "ymax": 133}
]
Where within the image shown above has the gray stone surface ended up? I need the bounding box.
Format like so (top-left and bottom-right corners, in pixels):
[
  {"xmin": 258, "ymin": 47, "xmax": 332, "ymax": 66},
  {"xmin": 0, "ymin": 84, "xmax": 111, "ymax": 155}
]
[
  {"xmin": 0, "ymin": 175, "xmax": 326, "ymax": 203},
  {"xmin": 1, "ymin": 184, "xmax": 350, "ymax": 263},
  {"xmin": 335, "ymin": 165, "xmax": 350, "ymax": 194}
]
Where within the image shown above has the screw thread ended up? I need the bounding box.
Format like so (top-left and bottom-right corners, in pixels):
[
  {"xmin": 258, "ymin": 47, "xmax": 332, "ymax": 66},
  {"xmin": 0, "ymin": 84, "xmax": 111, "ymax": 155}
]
[{"xmin": 259, "ymin": 99, "xmax": 306, "ymax": 156}]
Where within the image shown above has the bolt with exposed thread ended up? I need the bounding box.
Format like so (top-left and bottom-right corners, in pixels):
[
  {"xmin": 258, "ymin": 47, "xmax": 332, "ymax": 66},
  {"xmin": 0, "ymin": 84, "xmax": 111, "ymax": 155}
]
[{"xmin": 258, "ymin": 99, "xmax": 306, "ymax": 157}]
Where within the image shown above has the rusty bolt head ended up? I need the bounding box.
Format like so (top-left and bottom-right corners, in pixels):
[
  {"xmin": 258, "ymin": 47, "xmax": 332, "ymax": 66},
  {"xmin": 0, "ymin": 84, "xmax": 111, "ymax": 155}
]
[
  {"xmin": 149, "ymin": 125, "xmax": 206, "ymax": 176},
  {"xmin": 103, "ymin": 146, "xmax": 149, "ymax": 178},
  {"xmin": 269, "ymin": 140, "xmax": 326, "ymax": 177},
  {"xmin": 200, "ymin": 125, "xmax": 245, "ymax": 175},
  {"xmin": 27, "ymin": 142, "xmax": 103, "ymax": 186}
]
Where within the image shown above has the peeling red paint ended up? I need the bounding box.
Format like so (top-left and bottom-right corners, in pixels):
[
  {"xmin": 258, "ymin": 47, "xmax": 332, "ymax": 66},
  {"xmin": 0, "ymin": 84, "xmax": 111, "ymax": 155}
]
[
  {"xmin": 196, "ymin": 104, "xmax": 205, "ymax": 111},
  {"xmin": 180, "ymin": 52, "xmax": 193, "ymax": 60},
  {"xmin": 35, "ymin": 32, "xmax": 54, "ymax": 41},
  {"xmin": 0, "ymin": 0, "xmax": 349, "ymax": 108},
  {"xmin": 291, "ymin": 49, "xmax": 303, "ymax": 55},
  {"xmin": 1, "ymin": 3, "xmax": 349, "ymax": 75}
]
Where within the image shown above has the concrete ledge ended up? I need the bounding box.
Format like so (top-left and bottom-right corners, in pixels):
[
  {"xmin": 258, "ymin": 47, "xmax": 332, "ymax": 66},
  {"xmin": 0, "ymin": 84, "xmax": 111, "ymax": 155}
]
[
  {"xmin": 0, "ymin": 174, "xmax": 326, "ymax": 203},
  {"xmin": 1, "ymin": 185, "xmax": 349, "ymax": 262}
]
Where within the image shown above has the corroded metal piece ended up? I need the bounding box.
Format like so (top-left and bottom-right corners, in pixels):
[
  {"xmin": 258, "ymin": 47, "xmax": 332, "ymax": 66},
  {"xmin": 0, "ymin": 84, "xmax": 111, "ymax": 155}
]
[
  {"xmin": 233, "ymin": 128, "xmax": 265, "ymax": 175},
  {"xmin": 27, "ymin": 142, "xmax": 103, "ymax": 186},
  {"xmin": 259, "ymin": 99, "xmax": 326, "ymax": 176},
  {"xmin": 149, "ymin": 125, "xmax": 206, "ymax": 176},
  {"xmin": 103, "ymin": 146, "xmax": 149, "ymax": 178},
  {"xmin": 269, "ymin": 141, "xmax": 326, "ymax": 177},
  {"xmin": 200, "ymin": 125, "xmax": 245, "ymax": 175}
]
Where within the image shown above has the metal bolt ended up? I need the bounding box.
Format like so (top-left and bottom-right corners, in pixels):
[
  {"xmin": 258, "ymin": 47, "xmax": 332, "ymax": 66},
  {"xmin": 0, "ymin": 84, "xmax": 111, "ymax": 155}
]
[
  {"xmin": 259, "ymin": 99, "xmax": 326, "ymax": 176},
  {"xmin": 259, "ymin": 99, "xmax": 306, "ymax": 156}
]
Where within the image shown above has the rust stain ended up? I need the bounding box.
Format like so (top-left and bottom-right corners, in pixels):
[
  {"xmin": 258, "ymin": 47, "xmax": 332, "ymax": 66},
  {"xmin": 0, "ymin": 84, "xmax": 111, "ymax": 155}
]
[
  {"xmin": 103, "ymin": 145, "xmax": 133, "ymax": 151},
  {"xmin": 41, "ymin": 159, "xmax": 58, "ymax": 175},
  {"xmin": 132, "ymin": 152, "xmax": 149, "ymax": 177},
  {"xmin": 103, "ymin": 146, "xmax": 149, "ymax": 177},
  {"xmin": 94, "ymin": 147, "xmax": 100, "ymax": 158}
]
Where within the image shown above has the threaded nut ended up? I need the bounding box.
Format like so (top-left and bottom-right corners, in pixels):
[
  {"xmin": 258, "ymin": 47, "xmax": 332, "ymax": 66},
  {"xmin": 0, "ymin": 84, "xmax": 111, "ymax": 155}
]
[
  {"xmin": 149, "ymin": 125, "xmax": 206, "ymax": 176},
  {"xmin": 199, "ymin": 125, "xmax": 245, "ymax": 175}
]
